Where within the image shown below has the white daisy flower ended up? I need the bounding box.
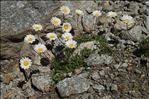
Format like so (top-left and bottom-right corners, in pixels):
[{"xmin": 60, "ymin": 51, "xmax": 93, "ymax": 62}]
[
  {"xmin": 34, "ymin": 43, "xmax": 47, "ymax": 53},
  {"xmin": 46, "ymin": 32, "xmax": 57, "ymax": 41},
  {"xmin": 60, "ymin": 6, "xmax": 70, "ymax": 15},
  {"xmin": 51, "ymin": 17, "xmax": 61, "ymax": 26},
  {"xmin": 32, "ymin": 24, "xmax": 43, "ymax": 31},
  {"xmin": 62, "ymin": 32, "xmax": 73, "ymax": 41},
  {"xmin": 62, "ymin": 22, "xmax": 72, "ymax": 32},
  {"xmin": 65, "ymin": 40, "xmax": 77, "ymax": 49},
  {"xmin": 24, "ymin": 34, "xmax": 36, "ymax": 44},
  {"xmin": 107, "ymin": 11, "xmax": 117, "ymax": 18},
  {"xmin": 75, "ymin": 9, "xmax": 83, "ymax": 15},
  {"xmin": 93, "ymin": 10, "xmax": 102, "ymax": 17},
  {"xmin": 121, "ymin": 15, "xmax": 134, "ymax": 25},
  {"xmin": 20, "ymin": 57, "xmax": 32, "ymax": 69}
]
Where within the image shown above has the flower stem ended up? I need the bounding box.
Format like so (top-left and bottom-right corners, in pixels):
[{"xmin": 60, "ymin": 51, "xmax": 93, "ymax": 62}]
[
  {"xmin": 23, "ymin": 70, "xmax": 28, "ymax": 81},
  {"xmin": 63, "ymin": 14, "xmax": 65, "ymax": 22},
  {"xmin": 93, "ymin": 17, "xmax": 96, "ymax": 31},
  {"xmin": 43, "ymin": 52, "xmax": 49, "ymax": 59},
  {"xmin": 77, "ymin": 15, "xmax": 79, "ymax": 30}
]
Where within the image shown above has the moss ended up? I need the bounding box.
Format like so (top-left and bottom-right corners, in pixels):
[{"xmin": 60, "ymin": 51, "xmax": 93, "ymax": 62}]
[{"xmin": 51, "ymin": 48, "xmax": 92, "ymax": 83}]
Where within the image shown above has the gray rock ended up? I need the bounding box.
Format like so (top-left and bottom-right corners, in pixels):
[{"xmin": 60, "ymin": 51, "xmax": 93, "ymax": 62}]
[
  {"xmin": 80, "ymin": 93, "xmax": 94, "ymax": 99},
  {"xmin": 129, "ymin": 3, "xmax": 139, "ymax": 15},
  {"xmin": 73, "ymin": 41, "xmax": 98, "ymax": 55},
  {"xmin": 56, "ymin": 76, "xmax": 91, "ymax": 97},
  {"xmin": 91, "ymin": 71, "xmax": 100, "ymax": 81},
  {"xmin": 120, "ymin": 63, "xmax": 128, "ymax": 68},
  {"xmin": 145, "ymin": 8, "xmax": 149, "ymax": 16},
  {"xmin": 134, "ymin": 69, "xmax": 142, "ymax": 74},
  {"xmin": 111, "ymin": 84, "xmax": 118, "ymax": 92},
  {"xmin": 1, "ymin": 1, "xmax": 60, "ymax": 36},
  {"xmin": 84, "ymin": 14, "xmax": 95, "ymax": 31},
  {"xmin": 99, "ymin": 15, "xmax": 111, "ymax": 24},
  {"xmin": 101, "ymin": 95, "xmax": 112, "ymax": 99},
  {"xmin": 114, "ymin": 64, "xmax": 121, "ymax": 69},
  {"xmin": 147, "ymin": 61, "xmax": 149, "ymax": 68},
  {"xmin": 39, "ymin": 66, "xmax": 51, "ymax": 73},
  {"xmin": 1, "ymin": 80, "xmax": 25, "ymax": 99},
  {"xmin": 22, "ymin": 82, "xmax": 35, "ymax": 97},
  {"xmin": 144, "ymin": 16, "xmax": 149, "ymax": 32},
  {"xmin": 118, "ymin": 69, "xmax": 127, "ymax": 72},
  {"xmin": 1, "ymin": 1, "xmax": 99, "ymax": 36},
  {"xmin": 77, "ymin": 72, "xmax": 89, "ymax": 78},
  {"xmin": 31, "ymin": 74, "xmax": 53, "ymax": 92},
  {"xmin": 93, "ymin": 84, "xmax": 105, "ymax": 92},
  {"xmin": 145, "ymin": 1, "xmax": 149, "ymax": 6},
  {"xmin": 105, "ymin": 83, "xmax": 111, "ymax": 91},
  {"xmin": 129, "ymin": 25, "xmax": 144, "ymax": 41},
  {"xmin": 69, "ymin": 93, "xmax": 94, "ymax": 99},
  {"xmin": 99, "ymin": 70, "xmax": 105, "ymax": 76},
  {"xmin": 85, "ymin": 53, "xmax": 113, "ymax": 66},
  {"xmin": 61, "ymin": 0, "xmax": 98, "ymax": 31}
]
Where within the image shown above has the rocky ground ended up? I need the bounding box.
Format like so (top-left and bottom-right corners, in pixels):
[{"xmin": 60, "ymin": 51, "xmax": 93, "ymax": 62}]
[{"xmin": 0, "ymin": 1, "xmax": 149, "ymax": 99}]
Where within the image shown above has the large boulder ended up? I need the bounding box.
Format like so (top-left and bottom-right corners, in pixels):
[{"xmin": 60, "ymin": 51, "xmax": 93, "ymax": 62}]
[
  {"xmin": 1, "ymin": 1, "xmax": 99, "ymax": 36},
  {"xmin": 31, "ymin": 74, "xmax": 53, "ymax": 92},
  {"xmin": 56, "ymin": 75, "xmax": 91, "ymax": 97},
  {"xmin": 1, "ymin": 1, "xmax": 60, "ymax": 36}
]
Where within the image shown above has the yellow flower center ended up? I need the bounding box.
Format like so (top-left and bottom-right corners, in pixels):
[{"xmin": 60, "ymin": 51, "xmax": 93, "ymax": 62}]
[
  {"xmin": 69, "ymin": 43, "xmax": 74, "ymax": 48},
  {"xmin": 63, "ymin": 8, "xmax": 68, "ymax": 13},
  {"xmin": 27, "ymin": 38, "xmax": 32, "ymax": 42},
  {"xmin": 64, "ymin": 25, "xmax": 69, "ymax": 30},
  {"xmin": 76, "ymin": 11, "xmax": 81, "ymax": 15},
  {"xmin": 23, "ymin": 60, "xmax": 29, "ymax": 66},
  {"xmin": 49, "ymin": 35, "xmax": 55, "ymax": 39},
  {"xmin": 53, "ymin": 20, "xmax": 59, "ymax": 25},
  {"xmin": 37, "ymin": 47, "xmax": 43, "ymax": 53},
  {"xmin": 65, "ymin": 35, "xmax": 70, "ymax": 40},
  {"xmin": 35, "ymin": 26, "xmax": 40, "ymax": 30},
  {"xmin": 95, "ymin": 13, "xmax": 99, "ymax": 16},
  {"xmin": 123, "ymin": 19, "xmax": 129, "ymax": 24}
]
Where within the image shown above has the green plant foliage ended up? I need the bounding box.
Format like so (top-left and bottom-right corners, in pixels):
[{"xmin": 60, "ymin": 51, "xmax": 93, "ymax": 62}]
[
  {"xmin": 51, "ymin": 34, "xmax": 113, "ymax": 83},
  {"xmin": 76, "ymin": 34, "xmax": 112, "ymax": 55},
  {"xmin": 51, "ymin": 48, "xmax": 92, "ymax": 83},
  {"xmin": 138, "ymin": 37, "xmax": 149, "ymax": 57}
]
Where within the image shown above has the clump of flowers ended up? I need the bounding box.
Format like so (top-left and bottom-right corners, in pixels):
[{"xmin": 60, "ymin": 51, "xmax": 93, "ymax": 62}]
[{"xmin": 19, "ymin": 5, "xmax": 135, "ymax": 83}]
